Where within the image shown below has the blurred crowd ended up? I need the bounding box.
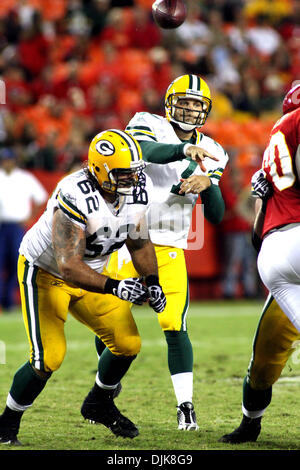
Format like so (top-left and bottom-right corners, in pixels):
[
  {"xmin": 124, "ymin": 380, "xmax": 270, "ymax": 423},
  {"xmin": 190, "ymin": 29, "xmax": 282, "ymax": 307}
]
[
  {"xmin": 0, "ymin": 0, "xmax": 298, "ymax": 172},
  {"xmin": 0, "ymin": 0, "xmax": 299, "ymax": 303}
]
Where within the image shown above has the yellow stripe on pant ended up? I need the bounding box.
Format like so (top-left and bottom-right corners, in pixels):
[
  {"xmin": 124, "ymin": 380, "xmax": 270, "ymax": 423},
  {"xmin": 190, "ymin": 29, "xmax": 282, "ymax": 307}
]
[
  {"xmin": 248, "ymin": 293, "xmax": 300, "ymax": 390},
  {"xmin": 17, "ymin": 255, "xmax": 141, "ymax": 373},
  {"xmin": 106, "ymin": 245, "xmax": 189, "ymax": 331}
]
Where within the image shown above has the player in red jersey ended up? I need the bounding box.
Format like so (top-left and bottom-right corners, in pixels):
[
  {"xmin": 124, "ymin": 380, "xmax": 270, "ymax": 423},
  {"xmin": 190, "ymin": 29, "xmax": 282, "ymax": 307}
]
[
  {"xmin": 220, "ymin": 83, "xmax": 300, "ymax": 444},
  {"xmin": 258, "ymin": 85, "xmax": 300, "ymax": 331}
]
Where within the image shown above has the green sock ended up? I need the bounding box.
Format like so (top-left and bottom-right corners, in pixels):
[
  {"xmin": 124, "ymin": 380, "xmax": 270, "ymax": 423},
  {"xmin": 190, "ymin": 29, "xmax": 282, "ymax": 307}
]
[
  {"xmin": 164, "ymin": 330, "xmax": 193, "ymax": 375},
  {"xmin": 9, "ymin": 361, "xmax": 50, "ymax": 407},
  {"xmin": 243, "ymin": 376, "xmax": 272, "ymax": 412},
  {"xmin": 98, "ymin": 348, "xmax": 136, "ymax": 386},
  {"xmin": 95, "ymin": 335, "xmax": 106, "ymax": 357}
]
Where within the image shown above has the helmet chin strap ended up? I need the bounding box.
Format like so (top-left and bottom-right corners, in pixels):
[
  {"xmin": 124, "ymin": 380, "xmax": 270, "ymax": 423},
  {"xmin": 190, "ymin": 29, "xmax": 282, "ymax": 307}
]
[
  {"xmin": 116, "ymin": 187, "xmax": 133, "ymax": 196},
  {"xmin": 171, "ymin": 118, "xmax": 197, "ymax": 132}
]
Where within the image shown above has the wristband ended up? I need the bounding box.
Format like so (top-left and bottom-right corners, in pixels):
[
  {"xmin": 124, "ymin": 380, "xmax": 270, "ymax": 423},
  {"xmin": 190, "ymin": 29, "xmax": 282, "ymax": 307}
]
[
  {"xmin": 145, "ymin": 275, "xmax": 160, "ymax": 287},
  {"xmin": 104, "ymin": 278, "xmax": 120, "ymax": 294},
  {"xmin": 183, "ymin": 143, "xmax": 193, "ymax": 157}
]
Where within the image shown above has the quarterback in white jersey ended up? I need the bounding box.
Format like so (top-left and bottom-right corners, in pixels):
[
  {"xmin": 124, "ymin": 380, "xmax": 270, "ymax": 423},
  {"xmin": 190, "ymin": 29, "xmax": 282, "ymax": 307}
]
[
  {"xmin": 0, "ymin": 130, "xmax": 167, "ymax": 445},
  {"xmin": 100, "ymin": 75, "xmax": 229, "ymax": 431},
  {"xmin": 127, "ymin": 110, "xmax": 228, "ymax": 248}
]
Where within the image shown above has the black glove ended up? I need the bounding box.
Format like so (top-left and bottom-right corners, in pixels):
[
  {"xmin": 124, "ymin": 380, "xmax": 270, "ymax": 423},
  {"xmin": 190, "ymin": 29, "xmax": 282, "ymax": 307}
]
[
  {"xmin": 145, "ymin": 275, "xmax": 167, "ymax": 313},
  {"xmin": 105, "ymin": 277, "xmax": 149, "ymax": 305},
  {"xmin": 251, "ymin": 169, "xmax": 273, "ymax": 200}
]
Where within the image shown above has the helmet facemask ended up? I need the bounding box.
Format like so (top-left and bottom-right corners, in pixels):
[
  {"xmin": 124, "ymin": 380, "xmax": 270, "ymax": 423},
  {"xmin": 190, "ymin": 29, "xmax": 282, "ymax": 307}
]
[
  {"xmin": 103, "ymin": 161, "xmax": 148, "ymax": 204},
  {"xmin": 166, "ymin": 94, "xmax": 212, "ymax": 131}
]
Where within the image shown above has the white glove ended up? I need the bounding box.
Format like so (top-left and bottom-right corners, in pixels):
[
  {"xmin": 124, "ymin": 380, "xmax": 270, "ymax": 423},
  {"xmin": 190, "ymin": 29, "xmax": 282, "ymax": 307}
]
[
  {"xmin": 105, "ymin": 277, "xmax": 149, "ymax": 305},
  {"xmin": 145, "ymin": 275, "xmax": 167, "ymax": 313},
  {"xmin": 251, "ymin": 169, "xmax": 272, "ymax": 199}
]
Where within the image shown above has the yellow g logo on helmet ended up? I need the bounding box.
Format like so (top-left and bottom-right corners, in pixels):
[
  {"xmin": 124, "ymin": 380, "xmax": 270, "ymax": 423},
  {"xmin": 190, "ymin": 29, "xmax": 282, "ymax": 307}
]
[
  {"xmin": 88, "ymin": 129, "xmax": 147, "ymax": 204},
  {"xmin": 95, "ymin": 139, "xmax": 115, "ymax": 156}
]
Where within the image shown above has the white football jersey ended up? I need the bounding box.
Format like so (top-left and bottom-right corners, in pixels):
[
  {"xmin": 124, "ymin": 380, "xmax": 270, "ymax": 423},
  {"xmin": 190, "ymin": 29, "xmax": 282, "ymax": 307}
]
[
  {"xmin": 19, "ymin": 169, "xmax": 148, "ymax": 278},
  {"xmin": 126, "ymin": 112, "xmax": 229, "ymax": 248}
]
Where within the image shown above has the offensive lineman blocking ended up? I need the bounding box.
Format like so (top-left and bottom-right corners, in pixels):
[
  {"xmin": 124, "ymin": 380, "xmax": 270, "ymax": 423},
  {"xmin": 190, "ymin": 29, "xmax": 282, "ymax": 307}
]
[{"xmin": 0, "ymin": 129, "xmax": 167, "ymax": 445}]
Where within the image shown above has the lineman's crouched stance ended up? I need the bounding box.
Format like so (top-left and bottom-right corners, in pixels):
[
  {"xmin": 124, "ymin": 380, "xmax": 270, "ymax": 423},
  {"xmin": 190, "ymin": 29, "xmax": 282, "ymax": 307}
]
[{"xmin": 0, "ymin": 130, "xmax": 166, "ymax": 445}]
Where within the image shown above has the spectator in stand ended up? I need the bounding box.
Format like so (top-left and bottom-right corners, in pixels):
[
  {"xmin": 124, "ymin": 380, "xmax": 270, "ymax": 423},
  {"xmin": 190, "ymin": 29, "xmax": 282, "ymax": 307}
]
[
  {"xmin": 15, "ymin": 121, "xmax": 39, "ymax": 169},
  {"xmin": 219, "ymin": 166, "xmax": 258, "ymax": 299},
  {"xmin": 17, "ymin": 0, "xmax": 37, "ymax": 31},
  {"xmin": 222, "ymin": 76, "xmax": 264, "ymax": 116},
  {"xmin": 244, "ymin": 0, "xmax": 292, "ymax": 25},
  {"xmin": 0, "ymin": 148, "xmax": 47, "ymax": 312},
  {"xmin": 125, "ymin": 5, "xmax": 161, "ymax": 49},
  {"xmin": 227, "ymin": 9, "xmax": 251, "ymax": 55},
  {"xmin": 278, "ymin": 0, "xmax": 300, "ymax": 47},
  {"xmin": 2, "ymin": 9, "xmax": 22, "ymax": 45},
  {"xmin": 4, "ymin": 66, "xmax": 33, "ymax": 113},
  {"xmin": 33, "ymin": 95, "xmax": 72, "ymax": 151},
  {"xmin": 175, "ymin": 3, "xmax": 213, "ymax": 61},
  {"xmin": 65, "ymin": 0, "xmax": 91, "ymax": 37},
  {"xmin": 141, "ymin": 87, "xmax": 164, "ymax": 115},
  {"xmin": 246, "ymin": 13, "xmax": 282, "ymax": 58},
  {"xmin": 0, "ymin": 108, "xmax": 14, "ymax": 146},
  {"xmin": 99, "ymin": 7, "xmax": 132, "ymax": 50},
  {"xmin": 18, "ymin": 11, "xmax": 50, "ymax": 79},
  {"xmin": 33, "ymin": 131, "xmax": 58, "ymax": 171},
  {"xmin": 90, "ymin": 41, "xmax": 123, "ymax": 90},
  {"xmin": 174, "ymin": 2, "xmax": 214, "ymax": 76},
  {"xmin": 278, "ymin": 1, "xmax": 300, "ymax": 80},
  {"xmin": 146, "ymin": 47, "xmax": 172, "ymax": 95},
  {"xmin": 83, "ymin": 0, "xmax": 110, "ymax": 37},
  {"xmin": 88, "ymin": 82, "xmax": 123, "ymax": 132},
  {"xmin": 30, "ymin": 66, "xmax": 59, "ymax": 102}
]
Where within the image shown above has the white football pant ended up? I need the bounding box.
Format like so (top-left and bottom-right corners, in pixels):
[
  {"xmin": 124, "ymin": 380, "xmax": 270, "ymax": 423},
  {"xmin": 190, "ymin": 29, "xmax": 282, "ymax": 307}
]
[{"xmin": 257, "ymin": 224, "xmax": 300, "ymax": 333}]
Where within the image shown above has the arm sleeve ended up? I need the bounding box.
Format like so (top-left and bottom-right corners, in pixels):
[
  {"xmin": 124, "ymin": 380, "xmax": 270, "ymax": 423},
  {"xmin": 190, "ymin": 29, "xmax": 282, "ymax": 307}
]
[
  {"xmin": 139, "ymin": 141, "xmax": 187, "ymax": 164},
  {"xmin": 200, "ymin": 184, "xmax": 225, "ymax": 225}
]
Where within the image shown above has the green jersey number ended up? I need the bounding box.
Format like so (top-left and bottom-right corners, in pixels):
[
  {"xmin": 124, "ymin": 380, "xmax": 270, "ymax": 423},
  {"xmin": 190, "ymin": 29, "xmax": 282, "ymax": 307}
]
[{"xmin": 170, "ymin": 159, "xmax": 198, "ymax": 195}]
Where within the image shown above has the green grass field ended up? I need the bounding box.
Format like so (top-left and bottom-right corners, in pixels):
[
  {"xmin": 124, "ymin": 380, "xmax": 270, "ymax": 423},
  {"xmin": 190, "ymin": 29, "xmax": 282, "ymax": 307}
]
[{"xmin": 0, "ymin": 299, "xmax": 300, "ymax": 453}]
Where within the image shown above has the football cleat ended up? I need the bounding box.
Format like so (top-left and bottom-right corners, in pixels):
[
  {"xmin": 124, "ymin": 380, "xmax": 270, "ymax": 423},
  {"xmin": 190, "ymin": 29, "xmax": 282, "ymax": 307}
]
[
  {"xmin": 177, "ymin": 402, "xmax": 199, "ymax": 431},
  {"xmin": 88, "ymin": 383, "xmax": 122, "ymax": 425},
  {"xmin": 81, "ymin": 388, "xmax": 139, "ymax": 439},
  {"xmin": 0, "ymin": 414, "xmax": 22, "ymax": 446},
  {"xmin": 219, "ymin": 415, "xmax": 262, "ymax": 444}
]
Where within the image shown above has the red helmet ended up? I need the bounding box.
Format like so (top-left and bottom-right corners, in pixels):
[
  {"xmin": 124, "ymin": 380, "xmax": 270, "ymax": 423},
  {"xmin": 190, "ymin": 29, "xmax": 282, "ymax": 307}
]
[{"xmin": 283, "ymin": 84, "xmax": 300, "ymax": 115}]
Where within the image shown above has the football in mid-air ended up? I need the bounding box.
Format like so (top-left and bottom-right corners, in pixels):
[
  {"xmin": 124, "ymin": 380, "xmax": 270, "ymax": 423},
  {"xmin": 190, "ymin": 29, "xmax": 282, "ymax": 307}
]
[{"xmin": 152, "ymin": 0, "xmax": 187, "ymax": 29}]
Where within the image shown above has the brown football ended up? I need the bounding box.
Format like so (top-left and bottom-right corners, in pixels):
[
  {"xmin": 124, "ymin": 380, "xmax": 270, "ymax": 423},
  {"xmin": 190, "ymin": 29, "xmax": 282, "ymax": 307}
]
[{"xmin": 152, "ymin": 0, "xmax": 187, "ymax": 29}]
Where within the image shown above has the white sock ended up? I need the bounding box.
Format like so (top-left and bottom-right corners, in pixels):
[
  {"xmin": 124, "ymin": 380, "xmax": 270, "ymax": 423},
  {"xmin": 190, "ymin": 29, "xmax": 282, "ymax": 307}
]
[
  {"xmin": 171, "ymin": 372, "xmax": 193, "ymax": 406},
  {"xmin": 95, "ymin": 372, "xmax": 118, "ymax": 390},
  {"xmin": 6, "ymin": 393, "xmax": 32, "ymax": 412},
  {"xmin": 242, "ymin": 404, "xmax": 266, "ymax": 419}
]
